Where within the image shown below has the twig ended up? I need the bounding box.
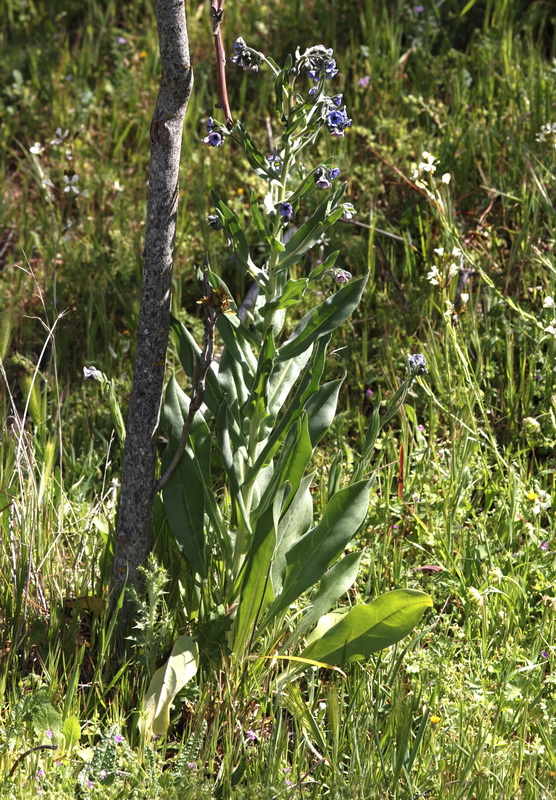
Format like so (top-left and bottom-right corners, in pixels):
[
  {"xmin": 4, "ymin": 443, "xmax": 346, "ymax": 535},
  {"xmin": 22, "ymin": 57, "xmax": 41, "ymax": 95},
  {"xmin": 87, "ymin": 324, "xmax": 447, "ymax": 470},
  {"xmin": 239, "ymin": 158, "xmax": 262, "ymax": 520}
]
[
  {"xmin": 9, "ymin": 745, "xmax": 58, "ymax": 777},
  {"xmin": 209, "ymin": 0, "xmax": 233, "ymax": 128},
  {"xmin": 156, "ymin": 269, "xmax": 217, "ymax": 490}
]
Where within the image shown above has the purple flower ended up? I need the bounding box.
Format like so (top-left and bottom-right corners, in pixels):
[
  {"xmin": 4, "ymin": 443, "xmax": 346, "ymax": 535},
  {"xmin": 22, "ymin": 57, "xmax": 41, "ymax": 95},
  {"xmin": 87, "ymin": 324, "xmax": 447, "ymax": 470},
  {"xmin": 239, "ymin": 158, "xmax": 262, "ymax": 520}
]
[
  {"xmin": 267, "ymin": 153, "xmax": 282, "ymax": 170},
  {"xmin": 357, "ymin": 75, "xmax": 371, "ymax": 88},
  {"xmin": 206, "ymin": 116, "xmax": 217, "ymax": 132},
  {"xmin": 117, "ymin": 36, "xmax": 127, "ymax": 45},
  {"xmin": 203, "ymin": 132, "xmax": 224, "ymax": 147},
  {"xmin": 541, "ymin": 650, "xmax": 549, "ymax": 658},
  {"xmin": 364, "ymin": 388, "xmax": 373, "ymax": 399},
  {"xmin": 245, "ymin": 729, "xmax": 258, "ymax": 742},
  {"xmin": 278, "ymin": 202, "xmax": 295, "ymax": 221},
  {"xmin": 414, "ymin": 5, "xmax": 425, "ymax": 12},
  {"xmin": 114, "ymin": 733, "xmax": 124, "ymax": 743},
  {"xmin": 314, "ymin": 168, "xmax": 332, "ymax": 189},
  {"xmin": 187, "ymin": 762, "xmax": 197, "ymax": 769},
  {"xmin": 540, "ymin": 541, "xmax": 549, "ymax": 551},
  {"xmin": 328, "ymin": 168, "xmax": 341, "ymax": 180},
  {"xmin": 334, "ymin": 269, "xmax": 352, "ymax": 284},
  {"xmin": 45, "ymin": 729, "xmax": 53, "ymax": 739}
]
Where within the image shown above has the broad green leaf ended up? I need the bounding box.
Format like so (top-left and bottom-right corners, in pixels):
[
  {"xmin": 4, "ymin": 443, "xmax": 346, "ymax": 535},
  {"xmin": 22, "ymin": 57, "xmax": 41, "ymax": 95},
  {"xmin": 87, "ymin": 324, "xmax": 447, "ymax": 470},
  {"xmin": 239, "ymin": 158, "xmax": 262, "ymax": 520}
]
[
  {"xmin": 265, "ymin": 277, "xmax": 309, "ymax": 312},
  {"xmin": 308, "ymin": 250, "xmax": 340, "ymax": 281},
  {"xmin": 255, "ymin": 415, "xmax": 313, "ymax": 524},
  {"xmin": 301, "ymin": 590, "xmax": 433, "ymax": 665},
  {"xmin": 140, "ymin": 636, "xmax": 199, "ymax": 738},
  {"xmin": 277, "ymin": 274, "xmax": 369, "ymax": 363},
  {"xmin": 63, "ymin": 715, "xmax": 81, "ymax": 750},
  {"xmin": 162, "ymin": 448, "xmax": 206, "ymax": 577},
  {"xmin": 286, "ymin": 551, "xmax": 362, "ymax": 648},
  {"xmin": 170, "ymin": 316, "xmax": 223, "ymax": 417},
  {"xmin": 163, "ymin": 377, "xmax": 211, "ymax": 482},
  {"xmin": 261, "ymin": 480, "xmax": 371, "ymax": 626},
  {"xmin": 218, "ymin": 348, "xmax": 250, "ymax": 426},
  {"xmin": 32, "ymin": 702, "xmax": 62, "ymax": 744},
  {"xmin": 232, "ymin": 490, "xmax": 282, "ymax": 653},
  {"xmin": 245, "ymin": 336, "xmax": 330, "ymax": 484},
  {"xmin": 304, "ymin": 378, "xmax": 343, "ymax": 446},
  {"xmin": 266, "ymin": 346, "xmax": 313, "ymax": 420},
  {"xmin": 271, "ymin": 473, "xmax": 314, "ymax": 594},
  {"xmin": 217, "ymin": 314, "xmax": 258, "ymax": 376}
]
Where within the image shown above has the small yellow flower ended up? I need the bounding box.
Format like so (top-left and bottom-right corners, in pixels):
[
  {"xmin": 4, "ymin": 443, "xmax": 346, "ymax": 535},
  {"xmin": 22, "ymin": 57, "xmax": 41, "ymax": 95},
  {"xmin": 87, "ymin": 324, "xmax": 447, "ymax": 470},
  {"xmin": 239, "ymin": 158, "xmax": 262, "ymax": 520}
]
[
  {"xmin": 139, "ymin": 50, "xmax": 148, "ymax": 59},
  {"xmin": 526, "ymin": 491, "xmax": 539, "ymax": 501},
  {"xmin": 429, "ymin": 715, "xmax": 441, "ymax": 725},
  {"xmin": 236, "ymin": 187, "xmax": 244, "ymax": 195}
]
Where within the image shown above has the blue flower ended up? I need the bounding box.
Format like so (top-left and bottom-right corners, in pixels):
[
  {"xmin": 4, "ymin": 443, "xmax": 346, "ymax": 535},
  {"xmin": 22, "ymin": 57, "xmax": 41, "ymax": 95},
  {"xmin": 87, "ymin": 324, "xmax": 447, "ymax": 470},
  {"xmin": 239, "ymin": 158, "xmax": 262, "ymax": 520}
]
[
  {"xmin": 203, "ymin": 132, "xmax": 224, "ymax": 147},
  {"xmin": 407, "ymin": 353, "xmax": 427, "ymax": 374},
  {"xmin": 206, "ymin": 117, "xmax": 217, "ymax": 132},
  {"xmin": 330, "ymin": 93, "xmax": 343, "ymax": 107},
  {"xmin": 278, "ymin": 202, "xmax": 295, "ymax": 221},
  {"xmin": 326, "ymin": 105, "xmax": 352, "ymax": 137},
  {"xmin": 314, "ymin": 167, "xmax": 331, "ymax": 189},
  {"xmin": 328, "ymin": 168, "xmax": 341, "ymax": 180}
]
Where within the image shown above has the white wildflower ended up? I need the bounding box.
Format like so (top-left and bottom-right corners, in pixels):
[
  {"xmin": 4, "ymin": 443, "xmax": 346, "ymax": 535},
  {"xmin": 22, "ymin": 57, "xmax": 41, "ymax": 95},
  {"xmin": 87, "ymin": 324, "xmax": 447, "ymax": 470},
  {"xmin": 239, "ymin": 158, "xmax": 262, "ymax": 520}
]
[
  {"xmin": 427, "ymin": 265, "xmax": 440, "ymax": 285},
  {"xmin": 433, "ymin": 247, "xmax": 445, "ymax": 256},
  {"xmin": 51, "ymin": 127, "xmax": 70, "ymax": 145},
  {"xmin": 543, "ymin": 296, "xmax": 555, "ymax": 308},
  {"xmin": 452, "ymin": 246, "xmax": 462, "ymax": 257},
  {"xmin": 63, "ymin": 174, "xmax": 80, "ymax": 194},
  {"xmin": 30, "ymin": 142, "xmax": 45, "ymax": 155},
  {"xmin": 447, "ymin": 262, "xmax": 459, "ymax": 278},
  {"xmin": 441, "ymin": 172, "xmax": 451, "ymax": 184},
  {"xmin": 460, "ymin": 293, "xmax": 469, "ymax": 304},
  {"xmin": 114, "ymin": 180, "xmax": 125, "ymax": 192}
]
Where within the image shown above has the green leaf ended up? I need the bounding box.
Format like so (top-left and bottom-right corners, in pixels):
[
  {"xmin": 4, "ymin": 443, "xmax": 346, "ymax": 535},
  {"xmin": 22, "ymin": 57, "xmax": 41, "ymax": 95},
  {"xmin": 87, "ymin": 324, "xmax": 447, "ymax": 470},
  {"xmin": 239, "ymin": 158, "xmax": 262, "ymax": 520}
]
[
  {"xmin": 163, "ymin": 376, "xmax": 211, "ymax": 482},
  {"xmin": 277, "ymin": 274, "xmax": 368, "ymax": 363},
  {"xmin": 262, "ymin": 480, "xmax": 371, "ymax": 626},
  {"xmin": 265, "ymin": 277, "xmax": 309, "ymax": 313},
  {"xmin": 266, "ymin": 346, "xmax": 313, "ymax": 420},
  {"xmin": 211, "ymin": 190, "xmax": 269, "ymax": 287},
  {"xmin": 140, "ymin": 636, "xmax": 199, "ymax": 738},
  {"xmin": 308, "ymin": 250, "xmax": 340, "ymax": 281},
  {"xmin": 63, "ymin": 715, "xmax": 81, "ymax": 751},
  {"xmin": 235, "ymin": 122, "xmax": 277, "ymax": 181},
  {"xmin": 170, "ymin": 316, "xmax": 223, "ymax": 417},
  {"xmin": 32, "ymin": 702, "xmax": 62, "ymax": 744},
  {"xmin": 276, "ymin": 184, "xmax": 347, "ymax": 272},
  {"xmin": 162, "ymin": 449, "xmax": 206, "ymax": 578},
  {"xmin": 301, "ymin": 590, "xmax": 433, "ymax": 665},
  {"xmin": 304, "ymin": 378, "xmax": 343, "ymax": 446},
  {"xmin": 232, "ymin": 491, "xmax": 282, "ymax": 653},
  {"xmin": 217, "ymin": 314, "xmax": 258, "ymax": 376},
  {"xmin": 271, "ymin": 473, "xmax": 314, "ymax": 595},
  {"xmin": 287, "ymin": 551, "xmax": 362, "ymax": 648},
  {"xmin": 245, "ymin": 336, "xmax": 330, "ymax": 484}
]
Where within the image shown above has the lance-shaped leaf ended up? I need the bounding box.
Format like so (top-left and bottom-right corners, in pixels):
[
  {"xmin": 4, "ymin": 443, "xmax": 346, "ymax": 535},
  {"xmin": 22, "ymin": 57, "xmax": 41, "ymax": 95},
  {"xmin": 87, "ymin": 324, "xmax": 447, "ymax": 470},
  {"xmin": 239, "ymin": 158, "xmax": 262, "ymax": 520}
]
[
  {"xmin": 245, "ymin": 336, "xmax": 330, "ymax": 484},
  {"xmin": 211, "ymin": 190, "xmax": 269, "ymax": 288},
  {"xmin": 271, "ymin": 473, "xmax": 314, "ymax": 595},
  {"xmin": 301, "ymin": 590, "xmax": 433, "ymax": 665},
  {"xmin": 140, "ymin": 636, "xmax": 199, "ymax": 738},
  {"xmin": 170, "ymin": 316, "xmax": 223, "ymax": 417},
  {"xmin": 286, "ymin": 550, "xmax": 362, "ymax": 649},
  {"xmin": 260, "ymin": 480, "xmax": 371, "ymax": 627},
  {"xmin": 231, "ymin": 485, "xmax": 286, "ymax": 653},
  {"xmin": 162, "ymin": 378, "xmax": 210, "ymax": 576},
  {"xmin": 276, "ymin": 184, "xmax": 346, "ymax": 272},
  {"xmin": 304, "ymin": 378, "xmax": 343, "ymax": 446},
  {"xmin": 277, "ymin": 273, "xmax": 368, "ymax": 363}
]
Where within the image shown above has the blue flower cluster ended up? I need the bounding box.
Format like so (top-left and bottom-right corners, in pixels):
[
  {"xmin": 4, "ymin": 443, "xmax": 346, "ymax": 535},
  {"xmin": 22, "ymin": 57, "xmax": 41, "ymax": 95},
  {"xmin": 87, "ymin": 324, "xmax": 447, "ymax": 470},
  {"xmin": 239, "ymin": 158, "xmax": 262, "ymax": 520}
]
[
  {"xmin": 326, "ymin": 105, "xmax": 352, "ymax": 138},
  {"xmin": 231, "ymin": 37, "xmax": 262, "ymax": 72},
  {"xmin": 203, "ymin": 117, "xmax": 224, "ymax": 148},
  {"xmin": 314, "ymin": 166, "xmax": 341, "ymax": 190}
]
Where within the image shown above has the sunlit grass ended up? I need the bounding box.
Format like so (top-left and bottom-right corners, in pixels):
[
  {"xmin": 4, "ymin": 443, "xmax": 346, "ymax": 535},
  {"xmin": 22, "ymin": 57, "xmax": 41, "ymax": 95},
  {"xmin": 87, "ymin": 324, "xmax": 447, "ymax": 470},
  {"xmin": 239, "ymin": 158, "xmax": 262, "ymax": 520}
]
[{"xmin": 1, "ymin": 0, "xmax": 556, "ymax": 797}]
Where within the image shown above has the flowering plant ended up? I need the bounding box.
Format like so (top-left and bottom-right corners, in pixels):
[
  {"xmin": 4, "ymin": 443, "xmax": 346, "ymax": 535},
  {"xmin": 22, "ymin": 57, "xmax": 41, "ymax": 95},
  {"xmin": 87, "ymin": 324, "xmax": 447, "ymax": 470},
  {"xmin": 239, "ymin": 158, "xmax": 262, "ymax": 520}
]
[{"xmin": 141, "ymin": 41, "xmax": 431, "ymax": 737}]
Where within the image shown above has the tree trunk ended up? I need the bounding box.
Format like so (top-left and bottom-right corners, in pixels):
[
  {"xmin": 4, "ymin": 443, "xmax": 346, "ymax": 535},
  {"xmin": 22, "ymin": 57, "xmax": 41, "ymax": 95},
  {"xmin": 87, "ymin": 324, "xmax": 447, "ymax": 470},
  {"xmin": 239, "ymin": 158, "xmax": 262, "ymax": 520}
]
[{"xmin": 111, "ymin": 0, "xmax": 193, "ymax": 615}]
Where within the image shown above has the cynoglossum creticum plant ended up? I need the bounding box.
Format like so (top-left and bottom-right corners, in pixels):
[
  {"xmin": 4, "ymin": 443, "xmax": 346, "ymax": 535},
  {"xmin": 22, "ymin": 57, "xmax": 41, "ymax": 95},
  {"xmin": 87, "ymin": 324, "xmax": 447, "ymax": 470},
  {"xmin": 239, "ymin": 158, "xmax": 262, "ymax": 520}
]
[{"xmin": 141, "ymin": 42, "xmax": 431, "ymax": 738}]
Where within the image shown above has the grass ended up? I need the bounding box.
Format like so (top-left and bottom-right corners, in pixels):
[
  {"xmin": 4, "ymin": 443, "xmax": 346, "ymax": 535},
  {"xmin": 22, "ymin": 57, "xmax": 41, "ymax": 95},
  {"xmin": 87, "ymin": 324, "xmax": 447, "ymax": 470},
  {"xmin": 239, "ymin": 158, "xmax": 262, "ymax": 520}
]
[{"xmin": 1, "ymin": 0, "xmax": 556, "ymax": 797}]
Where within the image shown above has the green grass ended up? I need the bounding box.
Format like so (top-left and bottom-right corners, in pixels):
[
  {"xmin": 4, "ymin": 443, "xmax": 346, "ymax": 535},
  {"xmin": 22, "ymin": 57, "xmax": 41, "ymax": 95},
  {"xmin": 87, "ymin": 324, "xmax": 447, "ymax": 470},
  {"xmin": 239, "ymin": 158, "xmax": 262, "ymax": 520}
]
[{"xmin": 1, "ymin": 0, "xmax": 556, "ymax": 797}]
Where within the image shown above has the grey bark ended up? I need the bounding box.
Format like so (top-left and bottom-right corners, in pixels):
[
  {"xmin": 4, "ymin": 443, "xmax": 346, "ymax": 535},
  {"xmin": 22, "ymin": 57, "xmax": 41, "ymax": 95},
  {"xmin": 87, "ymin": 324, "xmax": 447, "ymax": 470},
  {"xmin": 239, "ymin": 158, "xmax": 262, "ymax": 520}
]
[{"xmin": 110, "ymin": 0, "xmax": 193, "ymax": 613}]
